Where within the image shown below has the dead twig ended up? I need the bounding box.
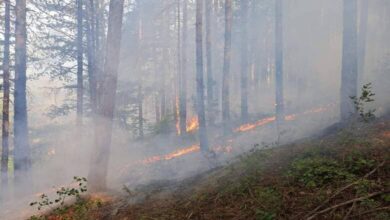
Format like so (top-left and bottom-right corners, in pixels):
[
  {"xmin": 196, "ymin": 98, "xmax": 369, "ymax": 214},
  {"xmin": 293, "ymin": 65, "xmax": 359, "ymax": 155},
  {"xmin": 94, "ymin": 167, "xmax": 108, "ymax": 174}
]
[
  {"xmin": 306, "ymin": 191, "xmax": 388, "ymax": 220},
  {"xmin": 342, "ymin": 201, "xmax": 355, "ymax": 220},
  {"xmin": 349, "ymin": 206, "xmax": 390, "ymax": 218}
]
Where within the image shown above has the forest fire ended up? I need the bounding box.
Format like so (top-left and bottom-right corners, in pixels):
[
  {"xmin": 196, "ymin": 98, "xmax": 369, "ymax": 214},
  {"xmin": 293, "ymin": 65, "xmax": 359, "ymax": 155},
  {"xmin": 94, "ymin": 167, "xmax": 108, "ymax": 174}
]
[
  {"xmin": 140, "ymin": 144, "xmax": 200, "ymax": 164},
  {"xmin": 119, "ymin": 104, "xmax": 334, "ymax": 175},
  {"xmin": 186, "ymin": 116, "xmax": 199, "ymax": 133},
  {"xmin": 176, "ymin": 116, "xmax": 200, "ymax": 135},
  {"xmin": 235, "ymin": 105, "xmax": 332, "ymax": 133},
  {"xmin": 234, "ymin": 116, "xmax": 276, "ymax": 132}
]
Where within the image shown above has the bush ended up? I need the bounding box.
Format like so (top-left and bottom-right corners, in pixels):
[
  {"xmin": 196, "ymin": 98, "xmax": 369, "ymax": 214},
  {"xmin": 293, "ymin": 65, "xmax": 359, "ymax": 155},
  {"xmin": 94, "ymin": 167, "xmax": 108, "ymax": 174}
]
[{"xmin": 288, "ymin": 157, "xmax": 354, "ymax": 187}]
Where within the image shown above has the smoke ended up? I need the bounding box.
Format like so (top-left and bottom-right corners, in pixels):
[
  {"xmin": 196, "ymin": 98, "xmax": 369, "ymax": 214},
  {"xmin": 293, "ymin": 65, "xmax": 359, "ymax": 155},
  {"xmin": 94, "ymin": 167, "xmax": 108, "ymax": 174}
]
[{"xmin": 1, "ymin": 0, "xmax": 390, "ymax": 219}]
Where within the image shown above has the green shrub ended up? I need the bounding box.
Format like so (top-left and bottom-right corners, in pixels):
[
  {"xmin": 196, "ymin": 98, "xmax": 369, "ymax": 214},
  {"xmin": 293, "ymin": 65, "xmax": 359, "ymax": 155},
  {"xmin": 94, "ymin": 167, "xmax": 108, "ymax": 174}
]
[{"xmin": 288, "ymin": 157, "xmax": 354, "ymax": 187}]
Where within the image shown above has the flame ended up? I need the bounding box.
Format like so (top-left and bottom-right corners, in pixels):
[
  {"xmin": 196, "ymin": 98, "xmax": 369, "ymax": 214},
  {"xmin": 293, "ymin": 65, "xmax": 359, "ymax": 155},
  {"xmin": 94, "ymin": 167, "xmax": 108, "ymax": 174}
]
[
  {"xmin": 234, "ymin": 105, "xmax": 333, "ymax": 133},
  {"xmin": 235, "ymin": 116, "xmax": 276, "ymax": 132},
  {"xmin": 141, "ymin": 144, "xmax": 201, "ymax": 164},
  {"xmin": 119, "ymin": 104, "xmax": 335, "ymax": 173},
  {"xmin": 186, "ymin": 116, "xmax": 199, "ymax": 133}
]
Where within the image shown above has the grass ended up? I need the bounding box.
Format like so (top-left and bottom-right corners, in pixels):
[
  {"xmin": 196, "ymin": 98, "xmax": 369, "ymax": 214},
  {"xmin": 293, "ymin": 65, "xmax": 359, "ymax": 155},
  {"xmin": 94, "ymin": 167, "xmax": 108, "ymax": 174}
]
[{"xmin": 38, "ymin": 116, "xmax": 390, "ymax": 220}]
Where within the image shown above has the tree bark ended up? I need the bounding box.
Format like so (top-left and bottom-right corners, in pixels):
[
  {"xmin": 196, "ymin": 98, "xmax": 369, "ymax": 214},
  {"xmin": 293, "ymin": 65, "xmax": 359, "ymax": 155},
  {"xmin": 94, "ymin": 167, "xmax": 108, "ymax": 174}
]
[
  {"xmin": 340, "ymin": 0, "xmax": 358, "ymax": 121},
  {"xmin": 240, "ymin": 0, "xmax": 249, "ymax": 122},
  {"xmin": 195, "ymin": 0, "xmax": 209, "ymax": 152},
  {"xmin": 1, "ymin": 0, "xmax": 11, "ymax": 194},
  {"xmin": 14, "ymin": 0, "xmax": 32, "ymax": 190},
  {"xmin": 358, "ymin": 0, "xmax": 368, "ymax": 84},
  {"xmin": 138, "ymin": 84, "xmax": 144, "ymax": 138},
  {"xmin": 179, "ymin": 0, "xmax": 188, "ymax": 135},
  {"xmin": 275, "ymin": 0, "xmax": 285, "ymax": 125},
  {"xmin": 76, "ymin": 0, "xmax": 84, "ymax": 125},
  {"xmin": 88, "ymin": 0, "xmax": 124, "ymax": 192},
  {"xmin": 205, "ymin": 0, "xmax": 214, "ymax": 123},
  {"xmin": 87, "ymin": 0, "xmax": 97, "ymax": 113},
  {"xmin": 176, "ymin": 0, "xmax": 182, "ymax": 135},
  {"xmin": 222, "ymin": 0, "xmax": 232, "ymax": 134}
]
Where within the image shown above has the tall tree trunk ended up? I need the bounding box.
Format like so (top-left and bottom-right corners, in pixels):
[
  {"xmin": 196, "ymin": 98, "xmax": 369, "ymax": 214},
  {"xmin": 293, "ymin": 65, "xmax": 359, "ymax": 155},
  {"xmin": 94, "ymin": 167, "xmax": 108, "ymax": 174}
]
[
  {"xmin": 14, "ymin": 0, "xmax": 32, "ymax": 191},
  {"xmin": 222, "ymin": 0, "xmax": 232, "ymax": 134},
  {"xmin": 240, "ymin": 0, "xmax": 249, "ymax": 122},
  {"xmin": 179, "ymin": 0, "xmax": 188, "ymax": 135},
  {"xmin": 138, "ymin": 84, "xmax": 144, "ymax": 138},
  {"xmin": 275, "ymin": 0, "xmax": 285, "ymax": 126},
  {"xmin": 176, "ymin": 0, "xmax": 182, "ymax": 135},
  {"xmin": 88, "ymin": 0, "xmax": 124, "ymax": 192},
  {"xmin": 358, "ymin": 0, "xmax": 368, "ymax": 84},
  {"xmin": 1, "ymin": 0, "xmax": 11, "ymax": 194},
  {"xmin": 87, "ymin": 0, "xmax": 97, "ymax": 113},
  {"xmin": 76, "ymin": 0, "xmax": 84, "ymax": 125},
  {"xmin": 340, "ymin": 0, "xmax": 358, "ymax": 121},
  {"xmin": 195, "ymin": 0, "xmax": 209, "ymax": 152},
  {"xmin": 205, "ymin": 0, "xmax": 214, "ymax": 123}
]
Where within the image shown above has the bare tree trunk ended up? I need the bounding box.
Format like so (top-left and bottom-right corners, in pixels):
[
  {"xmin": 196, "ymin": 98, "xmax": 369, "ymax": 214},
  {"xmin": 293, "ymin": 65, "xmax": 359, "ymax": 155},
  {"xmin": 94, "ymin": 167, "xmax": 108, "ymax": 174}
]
[
  {"xmin": 87, "ymin": 0, "xmax": 97, "ymax": 113},
  {"xmin": 340, "ymin": 0, "xmax": 358, "ymax": 121},
  {"xmin": 88, "ymin": 0, "xmax": 124, "ymax": 192},
  {"xmin": 176, "ymin": 0, "xmax": 182, "ymax": 135},
  {"xmin": 196, "ymin": 0, "xmax": 209, "ymax": 152},
  {"xmin": 222, "ymin": 0, "xmax": 232, "ymax": 134},
  {"xmin": 138, "ymin": 84, "xmax": 144, "ymax": 138},
  {"xmin": 275, "ymin": 0, "xmax": 285, "ymax": 126},
  {"xmin": 1, "ymin": 0, "xmax": 11, "ymax": 194},
  {"xmin": 179, "ymin": 0, "xmax": 188, "ymax": 135},
  {"xmin": 205, "ymin": 0, "xmax": 214, "ymax": 124},
  {"xmin": 76, "ymin": 0, "xmax": 84, "ymax": 125},
  {"xmin": 358, "ymin": 0, "xmax": 368, "ymax": 84},
  {"xmin": 240, "ymin": 0, "xmax": 249, "ymax": 122},
  {"xmin": 14, "ymin": 0, "xmax": 32, "ymax": 191}
]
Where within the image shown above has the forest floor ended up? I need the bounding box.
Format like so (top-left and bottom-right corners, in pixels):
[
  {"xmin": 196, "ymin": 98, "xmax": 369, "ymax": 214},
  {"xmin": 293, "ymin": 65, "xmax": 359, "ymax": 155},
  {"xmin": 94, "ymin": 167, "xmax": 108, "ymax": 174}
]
[{"xmin": 30, "ymin": 115, "xmax": 390, "ymax": 220}]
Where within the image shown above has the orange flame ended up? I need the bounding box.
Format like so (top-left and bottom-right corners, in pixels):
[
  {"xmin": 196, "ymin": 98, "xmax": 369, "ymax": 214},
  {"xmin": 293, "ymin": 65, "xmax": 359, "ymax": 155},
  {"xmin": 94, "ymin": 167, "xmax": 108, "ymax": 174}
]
[
  {"xmin": 186, "ymin": 116, "xmax": 199, "ymax": 133},
  {"xmin": 119, "ymin": 104, "xmax": 334, "ymax": 173},
  {"xmin": 234, "ymin": 116, "xmax": 276, "ymax": 132}
]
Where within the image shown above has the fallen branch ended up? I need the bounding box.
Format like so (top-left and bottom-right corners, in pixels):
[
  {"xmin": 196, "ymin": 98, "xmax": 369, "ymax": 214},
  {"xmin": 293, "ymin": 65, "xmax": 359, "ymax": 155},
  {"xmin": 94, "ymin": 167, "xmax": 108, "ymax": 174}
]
[
  {"xmin": 306, "ymin": 191, "xmax": 388, "ymax": 220},
  {"xmin": 349, "ymin": 206, "xmax": 390, "ymax": 218},
  {"xmin": 303, "ymin": 160, "xmax": 386, "ymax": 219},
  {"xmin": 342, "ymin": 201, "xmax": 355, "ymax": 220}
]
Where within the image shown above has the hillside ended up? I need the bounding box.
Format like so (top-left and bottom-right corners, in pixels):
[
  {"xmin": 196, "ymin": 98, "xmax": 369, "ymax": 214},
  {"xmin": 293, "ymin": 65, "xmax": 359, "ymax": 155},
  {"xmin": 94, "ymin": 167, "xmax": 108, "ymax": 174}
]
[{"xmin": 31, "ymin": 116, "xmax": 390, "ymax": 220}]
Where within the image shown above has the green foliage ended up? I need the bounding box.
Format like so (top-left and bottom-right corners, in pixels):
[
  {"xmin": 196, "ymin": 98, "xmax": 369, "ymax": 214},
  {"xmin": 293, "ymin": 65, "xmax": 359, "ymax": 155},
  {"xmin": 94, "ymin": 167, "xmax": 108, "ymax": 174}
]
[
  {"xmin": 253, "ymin": 187, "xmax": 281, "ymax": 219},
  {"xmin": 288, "ymin": 157, "xmax": 354, "ymax": 187},
  {"xmin": 350, "ymin": 83, "xmax": 376, "ymax": 122},
  {"xmin": 345, "ymin": 152, "xmax": 375, "ymax": 175},
  {"xmin": 30, "ymin": 176, "xmax": 87, "ymax": 211}
]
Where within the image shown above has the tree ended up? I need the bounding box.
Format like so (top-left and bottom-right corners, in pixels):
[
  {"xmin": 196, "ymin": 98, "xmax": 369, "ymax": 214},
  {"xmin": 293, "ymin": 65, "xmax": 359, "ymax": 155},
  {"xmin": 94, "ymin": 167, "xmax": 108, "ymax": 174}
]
[
  {"xmin": 88, "ymin": 0, "xmax": 125, "ymax": 191},
  {"xmin": 222, "ymin": 0, "xmax": 232, "ymax": 134},
  {"xmin": 240, "ymin": 0, "xmax": 249, "ymax": 122},
  {"xmin": 195, "ymin": 0, "xmax": 209, "ymax": 152},
  {"xmin": 275, "ymin": 0, "xmax": 285, "ymax": 126},
  {"xmin": 86, "ymin": 0, "xmax": 98, "ymax": 113},
  {"xmin": 76, "ymin": 0, "xmax": 84, "ymax": 125},
  {"xmin": 179, "ymin": 0, "xmax": 188, "ymax": 135},
  {"xmin": 205, "ymin": 0, "xmax": 215, "ymax": 123},
  {"xmin": 1, "ymin": 0, "xmax": 11, "ymax": 193},
  {"xmin": 340, "ymin": 0, "xmax": 358, "ymax": 121},
  {"xmin": 14, "ymin": 0, "xmax": 32, "ymax": 190},
  {"xmin": 358, "ymin": 0, "xmax": 368, "ymax": 84}
]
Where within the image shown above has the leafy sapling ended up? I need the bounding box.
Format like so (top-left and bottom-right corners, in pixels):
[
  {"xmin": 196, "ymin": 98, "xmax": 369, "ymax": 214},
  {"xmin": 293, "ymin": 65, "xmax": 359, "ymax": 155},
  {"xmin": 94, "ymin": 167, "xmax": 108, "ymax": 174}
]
[
  {"xmin": 350, "ymin": 83, "xmax": 376, "ymax": 122},
  {"xmin": 30, "ymin": 176, "xmax": 87, "ymax": 211}
]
